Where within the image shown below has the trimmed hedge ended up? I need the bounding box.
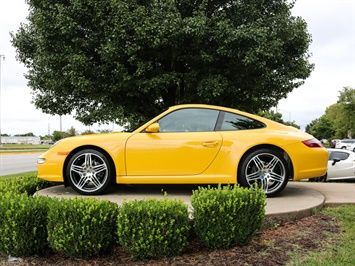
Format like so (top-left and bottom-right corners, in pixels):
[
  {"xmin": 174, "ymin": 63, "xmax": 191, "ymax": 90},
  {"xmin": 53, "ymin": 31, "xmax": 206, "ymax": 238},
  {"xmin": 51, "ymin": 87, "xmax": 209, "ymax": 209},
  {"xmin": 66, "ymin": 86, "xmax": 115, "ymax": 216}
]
[
  {"xmin": 0, "ymin": 192, "xmax": 51, "ymax": 257},
  {"xmin": 0, "ymin": 175, "xmax": 267, "ymax": 261},
  {"xmin": 47, "ymin": 197, "xmax": 119, "ymax": 258},
  {"xmin": 117, "ymin": 197, "xmax": 190, "ymax": 259},
  {"xmin": 0, "ymin": 174, "xmax": 55, "ymax": 195},
  {"xmin": 191, "ymin": 184, "xmax": 266, "ymax": 249}
]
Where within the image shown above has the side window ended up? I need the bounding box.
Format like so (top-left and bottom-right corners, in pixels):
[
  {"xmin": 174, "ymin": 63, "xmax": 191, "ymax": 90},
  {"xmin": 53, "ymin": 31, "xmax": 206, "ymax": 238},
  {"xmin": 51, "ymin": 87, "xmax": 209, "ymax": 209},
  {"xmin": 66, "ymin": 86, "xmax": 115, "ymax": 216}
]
[
  {"xmin": 158, "ymin": 108, "xmax": 219, "ymax": 132},
  {"xmin": 330, "ymin": 152, "xmax": 349, "ymax": 161},
  {"xmin": 220, "ymin": 112, "xmax": 265, "ymax": 131}
]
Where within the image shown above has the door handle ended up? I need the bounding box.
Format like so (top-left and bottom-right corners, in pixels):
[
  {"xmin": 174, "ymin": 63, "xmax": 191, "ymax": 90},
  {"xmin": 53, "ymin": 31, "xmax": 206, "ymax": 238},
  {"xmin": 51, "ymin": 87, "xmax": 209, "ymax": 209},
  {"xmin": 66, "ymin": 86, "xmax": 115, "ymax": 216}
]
[{"xmin": 202, "ymin": 140, "xmax": 219, "ymax": 148}]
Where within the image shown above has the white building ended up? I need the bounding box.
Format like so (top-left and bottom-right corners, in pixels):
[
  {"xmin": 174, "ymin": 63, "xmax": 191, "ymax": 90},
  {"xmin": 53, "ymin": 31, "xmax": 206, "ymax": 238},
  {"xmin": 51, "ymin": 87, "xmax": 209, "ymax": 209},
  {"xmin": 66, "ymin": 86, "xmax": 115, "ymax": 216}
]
[{"xmin": 1, "ymin": 136, "xmax": 41, "ymax": 145}]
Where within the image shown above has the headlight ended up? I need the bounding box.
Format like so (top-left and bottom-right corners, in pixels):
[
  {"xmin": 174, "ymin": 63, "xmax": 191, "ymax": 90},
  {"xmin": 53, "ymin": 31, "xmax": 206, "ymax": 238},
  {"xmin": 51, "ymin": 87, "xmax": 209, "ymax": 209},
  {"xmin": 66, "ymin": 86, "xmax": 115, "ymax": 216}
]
[{"xmin": 37, "ymin": 158, "xmax": 46, "ymax": 164}]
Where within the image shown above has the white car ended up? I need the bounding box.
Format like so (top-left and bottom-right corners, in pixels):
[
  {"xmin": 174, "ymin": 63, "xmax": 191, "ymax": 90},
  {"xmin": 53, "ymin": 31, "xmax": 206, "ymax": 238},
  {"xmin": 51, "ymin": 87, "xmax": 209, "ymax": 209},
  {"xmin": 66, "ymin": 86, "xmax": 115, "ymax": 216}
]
[
  {"xmin": 350, "ymin": 143, "xmax": 355, "ymax": 153},
  {"xmin": 310, "ymin": 149, "xmax": 355, "ymax": 182},
  {"xmin": 335, "ymin": 139, "xmax": 355, "ymax": 150}
]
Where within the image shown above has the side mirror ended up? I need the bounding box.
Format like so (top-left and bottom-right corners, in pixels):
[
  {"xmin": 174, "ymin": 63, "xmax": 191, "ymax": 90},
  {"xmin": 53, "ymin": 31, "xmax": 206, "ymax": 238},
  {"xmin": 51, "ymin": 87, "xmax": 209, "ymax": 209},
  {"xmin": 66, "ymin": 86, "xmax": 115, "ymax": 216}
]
[
  {"xmin": 145, "ymin": 122, "xmax": 159, "ymax": 133},
  {"xmin": 332, "ymin": 158, "xmax": 341, "ymax": 166}
]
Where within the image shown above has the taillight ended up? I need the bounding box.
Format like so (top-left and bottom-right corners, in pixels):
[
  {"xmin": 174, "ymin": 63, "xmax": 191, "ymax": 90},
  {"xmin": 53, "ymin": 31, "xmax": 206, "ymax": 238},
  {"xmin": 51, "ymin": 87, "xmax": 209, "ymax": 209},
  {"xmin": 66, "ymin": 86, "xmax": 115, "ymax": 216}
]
[{"xmin": 302, "ymin": 138, "xmax": 324, "ymax": 148}]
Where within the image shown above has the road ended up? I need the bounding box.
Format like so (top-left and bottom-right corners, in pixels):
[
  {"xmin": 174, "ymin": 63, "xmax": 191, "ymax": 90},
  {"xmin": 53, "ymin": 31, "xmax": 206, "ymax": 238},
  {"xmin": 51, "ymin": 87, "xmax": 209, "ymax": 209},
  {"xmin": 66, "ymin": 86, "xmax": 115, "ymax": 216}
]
[{"xmin": 0, "ymin": 153, "xmax": 40, "ymax": 176}]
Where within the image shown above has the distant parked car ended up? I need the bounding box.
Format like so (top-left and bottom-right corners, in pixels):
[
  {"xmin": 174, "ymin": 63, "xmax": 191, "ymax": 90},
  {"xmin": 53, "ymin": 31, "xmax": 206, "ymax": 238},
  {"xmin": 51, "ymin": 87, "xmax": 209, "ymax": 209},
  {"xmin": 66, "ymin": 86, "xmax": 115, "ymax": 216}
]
[
  {"xmin": 330, "ymin": 139, "xmax": 339, "ymax": 148},
  {"xmin": 335, "ymin": 139, "xmax": 355, "ymax": 150},
  {"xmin": 310, "ymin": 148, "xmax": 355, "ymax": 182}
]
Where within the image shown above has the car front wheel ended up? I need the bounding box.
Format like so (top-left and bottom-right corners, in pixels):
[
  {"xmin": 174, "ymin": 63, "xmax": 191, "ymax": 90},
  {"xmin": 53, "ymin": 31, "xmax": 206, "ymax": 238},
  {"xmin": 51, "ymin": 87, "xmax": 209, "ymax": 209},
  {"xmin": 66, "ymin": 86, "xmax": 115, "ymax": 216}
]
[
  {"xmin": 66, "ymin": 149, "xmax": 113, "ymax": 195},
  {"xmin": 238, "ymin": 149, "xmax": 289, "ymax": 197}
]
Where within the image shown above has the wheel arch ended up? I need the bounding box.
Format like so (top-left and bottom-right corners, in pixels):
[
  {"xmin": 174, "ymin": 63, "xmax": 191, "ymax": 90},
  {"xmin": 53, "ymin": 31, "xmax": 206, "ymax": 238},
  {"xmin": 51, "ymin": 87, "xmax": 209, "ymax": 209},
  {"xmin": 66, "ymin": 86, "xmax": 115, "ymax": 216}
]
[
  {"xmin": 237, "ymin": 144, "xmax": 294, "ymax": 180},
  {"xmin": 62, "ymin": 145, "xmax": 117, "ymax": 187}
]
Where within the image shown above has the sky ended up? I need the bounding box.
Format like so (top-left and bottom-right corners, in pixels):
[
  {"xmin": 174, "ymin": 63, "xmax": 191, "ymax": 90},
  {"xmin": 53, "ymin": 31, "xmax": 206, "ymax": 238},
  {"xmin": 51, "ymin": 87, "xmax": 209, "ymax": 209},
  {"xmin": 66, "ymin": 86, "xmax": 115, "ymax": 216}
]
[{"xmin": 0, "ymin": 0, "xmax": 354, "ymax": 137}]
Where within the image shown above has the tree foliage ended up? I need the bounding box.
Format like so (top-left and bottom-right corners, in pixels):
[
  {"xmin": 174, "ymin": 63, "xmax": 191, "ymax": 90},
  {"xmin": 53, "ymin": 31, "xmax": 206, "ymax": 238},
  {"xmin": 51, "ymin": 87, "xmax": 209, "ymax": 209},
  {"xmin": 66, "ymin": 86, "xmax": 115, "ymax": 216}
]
[
  {"xmin": 66, "ymin": 126, "xmax": 78, "ymax": 137},
  {"xmin": 52, "ymin": 130, "xmax": 68, "ymax": 142},
  {"xmin": 14, "ymin": 132, "xmax": 35, "ymax": 137},
  {"xmin": 305, "ymin": 116, "xmax": 335, "ymax": 141},
  {"xmin": 258, "ymin": 110, "xmax": 284, "ymax": 124},
  {"xmin": 258, "ymin": 110, "xmax": 300, "ymax": 129},
  {"xmin": 81, "ymin": 129, "xmax": 96, "ymax": 135},
  {"xmin": 11, "ymin": 0, "xmax": 313, "ymax": 128},
  {"xmin": 306, "ymin": 87, "xmax": 355, "ymax": 140},
  {"xmin": 336, "ymin": 87, "xmax": 355, "ymax": 138}
]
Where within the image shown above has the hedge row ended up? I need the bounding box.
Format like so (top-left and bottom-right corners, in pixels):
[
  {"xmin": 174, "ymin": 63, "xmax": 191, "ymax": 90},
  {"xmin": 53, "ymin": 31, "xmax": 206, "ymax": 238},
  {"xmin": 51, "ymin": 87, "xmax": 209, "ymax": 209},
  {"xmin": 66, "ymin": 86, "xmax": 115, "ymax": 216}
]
[
  {"xmin": 0, "ymin": 174, "xmax": 55, "ymax": 195},
  {"xmin": 0, "ymin": 175, "xmax": 266, "ymax": 260}
]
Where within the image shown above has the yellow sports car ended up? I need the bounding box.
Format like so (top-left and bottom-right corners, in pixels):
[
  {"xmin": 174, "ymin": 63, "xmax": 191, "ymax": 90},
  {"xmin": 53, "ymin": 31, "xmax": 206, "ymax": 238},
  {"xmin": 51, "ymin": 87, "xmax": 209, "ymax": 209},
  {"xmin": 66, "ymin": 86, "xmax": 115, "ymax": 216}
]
[{"xmin": 37, "ymin": 104, "xmax": 328, "ymax": 197}]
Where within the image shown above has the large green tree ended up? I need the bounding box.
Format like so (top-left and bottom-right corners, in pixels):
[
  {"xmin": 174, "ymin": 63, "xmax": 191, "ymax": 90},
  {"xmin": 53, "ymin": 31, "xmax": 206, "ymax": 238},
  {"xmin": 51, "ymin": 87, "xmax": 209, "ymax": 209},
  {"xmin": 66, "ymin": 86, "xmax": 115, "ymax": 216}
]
[{"xmin": 11, "ymin": 0, "xmax": 313, "ymax": 128}]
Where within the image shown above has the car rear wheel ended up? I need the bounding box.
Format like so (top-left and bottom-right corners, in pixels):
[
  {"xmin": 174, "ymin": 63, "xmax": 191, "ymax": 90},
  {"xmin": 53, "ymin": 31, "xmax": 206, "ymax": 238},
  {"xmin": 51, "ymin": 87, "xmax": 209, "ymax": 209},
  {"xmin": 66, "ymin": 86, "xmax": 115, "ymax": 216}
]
[
  {"xmin": 66, "ymin": 149, "xmax": 113, "ymax": 195},
  {"xmin": 238, "ymin": 148, "xmax": 289, "ymax": 197}
]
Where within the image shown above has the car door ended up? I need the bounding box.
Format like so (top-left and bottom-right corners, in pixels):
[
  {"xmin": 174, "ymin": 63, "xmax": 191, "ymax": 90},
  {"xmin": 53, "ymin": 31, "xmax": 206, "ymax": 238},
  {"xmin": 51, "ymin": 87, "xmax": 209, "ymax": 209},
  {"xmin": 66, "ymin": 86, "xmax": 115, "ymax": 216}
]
[
  {"xmin": 328, "ymin": 151, "xmax": 355, "ymax": 179},
  {"xmin": 125, "ymin": 108, "xmax": 222, "ymax": 176}
]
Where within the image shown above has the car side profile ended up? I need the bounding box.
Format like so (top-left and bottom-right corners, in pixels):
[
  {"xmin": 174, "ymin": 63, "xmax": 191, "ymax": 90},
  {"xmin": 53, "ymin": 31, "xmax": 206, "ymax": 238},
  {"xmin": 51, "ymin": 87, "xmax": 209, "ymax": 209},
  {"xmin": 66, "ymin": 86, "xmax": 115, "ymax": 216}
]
[{"xmin": 37, "ymin": 104, "xmax": 328, "ymax": 197}]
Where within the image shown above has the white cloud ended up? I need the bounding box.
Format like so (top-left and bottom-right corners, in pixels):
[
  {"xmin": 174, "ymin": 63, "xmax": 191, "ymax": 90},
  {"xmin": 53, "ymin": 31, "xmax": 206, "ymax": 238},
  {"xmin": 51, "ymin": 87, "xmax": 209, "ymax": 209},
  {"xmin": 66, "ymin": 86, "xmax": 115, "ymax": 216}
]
[{"xmin": 0, "ymin": 0, "xmax": 354, "ymax": 136}]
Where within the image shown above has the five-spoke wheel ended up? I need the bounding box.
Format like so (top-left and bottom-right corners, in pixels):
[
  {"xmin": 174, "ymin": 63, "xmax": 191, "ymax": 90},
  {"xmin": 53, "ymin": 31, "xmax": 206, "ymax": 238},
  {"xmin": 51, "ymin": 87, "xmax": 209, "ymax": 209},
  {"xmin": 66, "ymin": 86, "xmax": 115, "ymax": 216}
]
[
  {"xmin": 238, "ymin": 149, "xmax": 289, "ymax": 197},
  {"xmin": 66, "ymin": 149, "xmax": 113, "ymax": 195}
]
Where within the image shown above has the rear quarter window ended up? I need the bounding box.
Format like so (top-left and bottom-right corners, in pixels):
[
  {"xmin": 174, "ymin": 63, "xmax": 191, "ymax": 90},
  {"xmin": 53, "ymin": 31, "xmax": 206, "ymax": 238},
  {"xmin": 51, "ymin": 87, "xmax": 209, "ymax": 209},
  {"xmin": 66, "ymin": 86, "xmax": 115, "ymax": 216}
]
[{"xmin": 219, "ymin": 112, "xmax": 265, "ymax": 131}]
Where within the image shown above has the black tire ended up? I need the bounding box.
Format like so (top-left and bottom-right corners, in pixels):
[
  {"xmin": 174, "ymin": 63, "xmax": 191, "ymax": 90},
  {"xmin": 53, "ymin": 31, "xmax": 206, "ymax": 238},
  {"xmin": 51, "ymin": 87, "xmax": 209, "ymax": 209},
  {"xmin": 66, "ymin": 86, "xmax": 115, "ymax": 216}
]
[
  {"xmin": 66, "ymin": 149, "xmax": 113, "ymax": 195},
  {"xmin": 319, "ymin": 173, "xmax": 327, "ymax": 182},
  {"xmin": 238, "ymin": 148, "xmax": 289, "ymax": 197}
]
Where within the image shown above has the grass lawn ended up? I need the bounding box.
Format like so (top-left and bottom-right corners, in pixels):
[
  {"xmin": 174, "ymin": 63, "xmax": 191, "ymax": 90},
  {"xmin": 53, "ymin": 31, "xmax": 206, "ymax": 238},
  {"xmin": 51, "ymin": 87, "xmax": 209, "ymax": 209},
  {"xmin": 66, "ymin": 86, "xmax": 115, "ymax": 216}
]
[
  {"xmin": 0, "ymin": 144, "xmax": 50, "ymax": 153},
  {"xmin": 288, "ymin": 205, "xmax": 355, "ymax": 265}
]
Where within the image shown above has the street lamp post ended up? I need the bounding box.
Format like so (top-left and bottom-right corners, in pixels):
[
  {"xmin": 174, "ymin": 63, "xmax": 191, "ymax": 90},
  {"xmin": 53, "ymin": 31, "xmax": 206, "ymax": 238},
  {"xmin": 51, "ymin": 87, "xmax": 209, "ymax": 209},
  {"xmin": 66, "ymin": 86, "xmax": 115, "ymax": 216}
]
[{"xmin": 0, "ymin": 54, "xmax": 5, "ymax": 148}]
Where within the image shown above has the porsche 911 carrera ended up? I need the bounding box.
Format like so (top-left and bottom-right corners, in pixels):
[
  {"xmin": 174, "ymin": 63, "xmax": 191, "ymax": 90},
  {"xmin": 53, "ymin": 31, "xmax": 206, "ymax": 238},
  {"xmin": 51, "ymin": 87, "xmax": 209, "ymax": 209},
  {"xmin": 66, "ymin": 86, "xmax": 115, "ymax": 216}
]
[{"xmin": 37, "ymin": 104, "xmax": 328, "ymax": 196}]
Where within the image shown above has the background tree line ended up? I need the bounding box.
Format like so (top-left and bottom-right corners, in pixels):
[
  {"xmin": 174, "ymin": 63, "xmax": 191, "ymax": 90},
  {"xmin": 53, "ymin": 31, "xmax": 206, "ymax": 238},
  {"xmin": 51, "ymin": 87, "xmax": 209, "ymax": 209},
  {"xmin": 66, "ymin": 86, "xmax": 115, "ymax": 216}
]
[{"xmin": 305, "ymin": 87, "xmax": 355, "ymax": 141}]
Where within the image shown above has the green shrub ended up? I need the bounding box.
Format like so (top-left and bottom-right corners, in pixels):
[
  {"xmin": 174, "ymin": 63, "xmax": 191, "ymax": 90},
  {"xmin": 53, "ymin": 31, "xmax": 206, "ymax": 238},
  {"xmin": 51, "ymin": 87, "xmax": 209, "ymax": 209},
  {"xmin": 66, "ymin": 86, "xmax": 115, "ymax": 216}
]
[
  {"xmin": 191, "ymin": 184, "xmax": 266, "ymax": 249},
  {"xmin": 0, "ymin": 174, "xmax": 54, "ymax": 195},
  {"xmin": 117, "ymin": 197, "xmax": 190, "ymax": 260},
  {"xmin": 0, "ymin": 192, "xmax": 51, "ymax": 257},
  {"xmin": 47, "ymin": 197, "xmax": 119, "ymax": 258}
]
